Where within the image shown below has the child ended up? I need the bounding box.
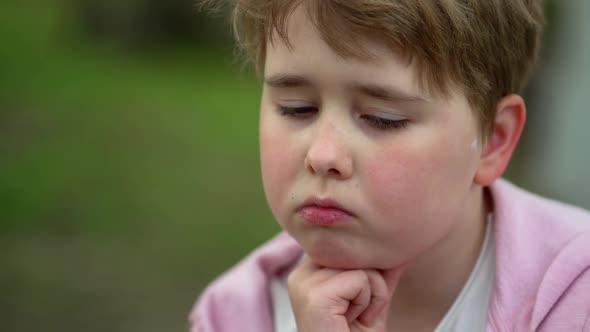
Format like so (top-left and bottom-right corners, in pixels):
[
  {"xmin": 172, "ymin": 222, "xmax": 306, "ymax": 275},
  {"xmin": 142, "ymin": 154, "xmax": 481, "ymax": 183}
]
[{"xmin": 192, "ymin": 1, "xmax": 590, "ymax": 331}]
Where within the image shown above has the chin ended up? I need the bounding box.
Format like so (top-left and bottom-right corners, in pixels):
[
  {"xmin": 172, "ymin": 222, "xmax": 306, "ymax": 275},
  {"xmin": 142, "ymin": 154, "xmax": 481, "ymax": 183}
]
[
  {"xmin": 302, "ymin": 238, "xmax": 383, "ymax": 270},
  {"xmin": 307, "ymin": 251, "xmax": 365, "ymax": 269},
  {"xmin": 286, "ymin": 226, "xmax": 402, "ymax": 270}
]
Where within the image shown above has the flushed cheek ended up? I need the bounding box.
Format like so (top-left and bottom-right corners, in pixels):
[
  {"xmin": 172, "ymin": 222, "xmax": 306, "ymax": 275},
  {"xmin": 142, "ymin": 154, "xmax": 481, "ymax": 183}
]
[
  {"xmin": 362, "ymin": 142, "xmax": 473, "ymax": 248},
  {"xmin": 363, "ymin": 141, "xmax": 466, "ymax": 229},
  {"xmin": 365, "ymin": 152, "xmax": 438, "ymax": 222},
  {"xmin": 260, "ymin": 127, "xmax": 299, "ymax": 221}
]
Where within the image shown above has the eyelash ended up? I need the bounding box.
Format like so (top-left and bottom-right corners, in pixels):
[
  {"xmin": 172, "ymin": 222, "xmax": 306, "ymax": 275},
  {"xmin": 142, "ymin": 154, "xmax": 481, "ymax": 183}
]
[
  {"xmin": 360, "ymin": 114, "xmax": 409, "ymax": 130},
  {"xmin": 277, "ymin": 106, "xmax": 409, "ymax": 130},
  {"xmin": 278, "ymin": 106, "xmax": 317, "ymax": 118}
]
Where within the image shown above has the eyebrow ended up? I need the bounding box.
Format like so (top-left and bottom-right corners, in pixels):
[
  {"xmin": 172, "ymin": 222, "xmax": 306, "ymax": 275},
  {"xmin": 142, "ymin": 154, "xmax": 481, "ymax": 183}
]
[
  {"xmin": 264, "ymin": 74, "xmax": 311, "ymax": 89},
  {"xmin": 264, "ymin": 73, "xmax": 427, "ymax": 103},
  {"xmin": 348, "ymin": 82, "xmax": 428, "ymax": 103}
]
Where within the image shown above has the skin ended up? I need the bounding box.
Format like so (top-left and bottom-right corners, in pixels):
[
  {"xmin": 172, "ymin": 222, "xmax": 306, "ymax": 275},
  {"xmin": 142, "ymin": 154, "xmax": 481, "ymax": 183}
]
[{"xmin": 258, "ymin": 5, "xmax": 526, "ymax": 331}]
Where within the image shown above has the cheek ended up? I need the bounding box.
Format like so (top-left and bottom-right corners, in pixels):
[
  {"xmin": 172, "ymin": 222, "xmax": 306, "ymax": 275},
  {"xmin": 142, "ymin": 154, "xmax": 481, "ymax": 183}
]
[
  {"xmin": 363, "ymin": 137, "xmax": 475, "ymax": 224},
  {"xmin": 364, "ymin": 148, "xmax": 435, "ymax": 216},
  {"xmin": 259, "ymin": 113, "xmax": 299, "ymax": 217},
  {"xmin": 359, "ymin": 143, "xmax": 470, "ymax": 262}
]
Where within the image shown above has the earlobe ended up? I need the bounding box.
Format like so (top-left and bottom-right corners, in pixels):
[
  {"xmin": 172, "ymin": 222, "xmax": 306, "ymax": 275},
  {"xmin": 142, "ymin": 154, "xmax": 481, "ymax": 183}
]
[{"xmin": 474, "ymin": 94, "xmax": 527, "ymax": 186}]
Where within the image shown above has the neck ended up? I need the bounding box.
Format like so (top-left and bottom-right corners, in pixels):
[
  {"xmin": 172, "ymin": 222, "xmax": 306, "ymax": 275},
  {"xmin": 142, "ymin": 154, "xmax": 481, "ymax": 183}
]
[{"xmin": 387, "ymin": 186, "xmax": 491, "ymax": 330}]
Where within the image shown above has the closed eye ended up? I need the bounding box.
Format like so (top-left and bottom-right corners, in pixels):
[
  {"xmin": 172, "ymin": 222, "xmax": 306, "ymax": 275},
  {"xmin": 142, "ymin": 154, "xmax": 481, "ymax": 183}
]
[
  {"xmin": 361, "ymin": 114, "xmax": 409, "ymax": 130},
  {"xmin": 278, "ymin": 106, "xmax": 318, "ymax": 118}
]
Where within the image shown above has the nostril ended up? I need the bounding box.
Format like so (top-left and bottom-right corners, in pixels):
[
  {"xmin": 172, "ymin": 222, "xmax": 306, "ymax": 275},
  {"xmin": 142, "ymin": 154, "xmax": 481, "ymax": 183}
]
[
  {"xmin": 306, "ymin": 162, "xmax": 317, "ymax": 175},
  {"xmin": 327, "ymin": 168, "xmax": 340, "ymax": 176}
]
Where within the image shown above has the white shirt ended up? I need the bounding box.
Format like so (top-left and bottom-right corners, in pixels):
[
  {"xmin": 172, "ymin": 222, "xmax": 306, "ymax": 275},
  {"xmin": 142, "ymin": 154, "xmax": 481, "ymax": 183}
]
[{"xmin": 270, "ymin": 220, "xmax": 495, "ymax": 332}]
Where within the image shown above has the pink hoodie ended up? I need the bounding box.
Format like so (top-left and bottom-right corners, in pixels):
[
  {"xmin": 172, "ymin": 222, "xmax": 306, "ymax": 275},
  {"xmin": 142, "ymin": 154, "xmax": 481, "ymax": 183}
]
[{"xmin": 190, "ymin": 179, "xmax": 590, "ymax": 331}]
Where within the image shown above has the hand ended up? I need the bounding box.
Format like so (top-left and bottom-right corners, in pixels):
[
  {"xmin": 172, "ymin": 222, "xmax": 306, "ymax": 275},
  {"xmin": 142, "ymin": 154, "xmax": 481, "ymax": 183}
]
[{"xmin": 287, "ymin": 256, "xmax": 406, "ymax": 332}]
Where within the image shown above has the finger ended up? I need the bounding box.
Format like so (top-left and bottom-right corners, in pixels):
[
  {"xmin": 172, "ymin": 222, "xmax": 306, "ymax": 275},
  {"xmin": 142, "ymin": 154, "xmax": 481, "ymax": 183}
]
[
  {"xmin": 357, "ymin": 265, "xmax": 408, "ymax": 327},
  {"xmin": 288, "ymin": 256, "xmax": 343, "ymax": 288},
  {"xmin": 317, "ymin": 270, "xmax": 371, "ymax": 317},
  {"xmin": 357, "ymin": 269, "xmax": 389, "ymax": 326},
  {"xmin": 344, "ymin": 272, "xmax": 372, "ymax": 323}
]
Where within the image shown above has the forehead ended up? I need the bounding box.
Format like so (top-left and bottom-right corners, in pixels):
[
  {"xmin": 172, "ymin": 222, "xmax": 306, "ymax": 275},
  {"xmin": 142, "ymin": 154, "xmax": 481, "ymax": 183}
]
[{"xmin": 264, "ymin": 4, "xmax": 423, "ymax": 96}]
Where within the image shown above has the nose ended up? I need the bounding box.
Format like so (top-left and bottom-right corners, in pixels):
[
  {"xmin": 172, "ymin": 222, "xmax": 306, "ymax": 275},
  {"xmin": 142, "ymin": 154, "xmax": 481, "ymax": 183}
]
[{"xmin": 304, "ymin": 120, "xmax": 353, "ymax": 179}]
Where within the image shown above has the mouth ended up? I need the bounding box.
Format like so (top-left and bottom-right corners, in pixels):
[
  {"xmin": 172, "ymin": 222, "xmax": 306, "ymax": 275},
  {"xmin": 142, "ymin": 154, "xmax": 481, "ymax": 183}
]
[{"xmin": 297, "ymin": 197, "xmax": 355, "ymax": 226}]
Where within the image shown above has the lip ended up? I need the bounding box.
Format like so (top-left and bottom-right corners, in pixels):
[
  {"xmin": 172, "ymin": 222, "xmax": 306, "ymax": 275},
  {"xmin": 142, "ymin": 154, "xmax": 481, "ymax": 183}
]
[{"xmin": 297, "ymin": 197, "xmax": 355, "ymax": 226}]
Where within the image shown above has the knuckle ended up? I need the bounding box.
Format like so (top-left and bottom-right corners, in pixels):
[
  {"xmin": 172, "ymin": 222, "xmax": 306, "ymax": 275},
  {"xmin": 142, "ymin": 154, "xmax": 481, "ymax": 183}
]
[{"xmin": 353, "ymin": 270, "xmax": 370, "ymax": 284}]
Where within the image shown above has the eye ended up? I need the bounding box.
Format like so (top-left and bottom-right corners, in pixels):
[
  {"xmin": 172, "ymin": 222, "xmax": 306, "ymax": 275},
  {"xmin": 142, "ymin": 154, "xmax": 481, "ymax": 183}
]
[
  {"xmin": 277, "ymin": 106, "xmax": 318, "ymax": 118},
  {"xmin": 361, "ymin": 114, "xmax": 409, "ymax": 130}
]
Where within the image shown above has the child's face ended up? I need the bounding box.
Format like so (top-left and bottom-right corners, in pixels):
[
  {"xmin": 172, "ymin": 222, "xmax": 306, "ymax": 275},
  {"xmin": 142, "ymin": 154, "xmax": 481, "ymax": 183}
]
[{"xmin": 259, "ymin": 7, "xmax": 483, "ymax": 269}]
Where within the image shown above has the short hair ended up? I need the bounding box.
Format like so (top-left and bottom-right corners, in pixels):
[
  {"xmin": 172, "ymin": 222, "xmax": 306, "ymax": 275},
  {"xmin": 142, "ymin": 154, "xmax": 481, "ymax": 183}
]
[{"xmin": 201, "ymin": 0, "xmax": 545, "ymax": 137}]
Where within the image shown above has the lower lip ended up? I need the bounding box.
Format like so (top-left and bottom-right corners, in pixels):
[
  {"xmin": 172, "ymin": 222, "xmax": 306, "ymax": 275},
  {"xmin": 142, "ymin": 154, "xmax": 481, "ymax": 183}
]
[{"xmin": 299, "ymin": 206, "xmax": 353, "ymax": 226}]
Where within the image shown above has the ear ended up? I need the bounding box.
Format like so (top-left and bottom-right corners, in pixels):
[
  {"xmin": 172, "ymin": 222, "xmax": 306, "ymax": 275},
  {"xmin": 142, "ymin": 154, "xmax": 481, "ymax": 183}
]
[{"xmin": 473, "ymin": 94, "xmax": 526, "ymax": 186}]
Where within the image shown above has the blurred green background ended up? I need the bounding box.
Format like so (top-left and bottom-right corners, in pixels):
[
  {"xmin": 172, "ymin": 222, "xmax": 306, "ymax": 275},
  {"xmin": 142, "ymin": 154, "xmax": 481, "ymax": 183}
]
[
  {"xmin": 0, "ymin": 1, "xmax": 279, "ymax": 331},
  {"xmin": 0, "ymin": 1, "xmax": 588, "ymax": 331}
]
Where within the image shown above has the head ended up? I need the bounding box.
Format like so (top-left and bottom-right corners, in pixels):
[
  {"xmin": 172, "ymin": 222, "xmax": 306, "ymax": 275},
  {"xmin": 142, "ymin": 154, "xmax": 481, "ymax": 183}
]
[{"xmin": 204, "ymin": 0, "xmax": 544, "ymax": 269}]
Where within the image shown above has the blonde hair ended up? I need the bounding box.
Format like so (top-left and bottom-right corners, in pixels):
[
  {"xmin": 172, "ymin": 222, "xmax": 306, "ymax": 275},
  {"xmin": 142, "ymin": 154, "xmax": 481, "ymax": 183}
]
[{"xmin": 201, "ymin": 0, "xmax": 545, "ymax": 136}]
